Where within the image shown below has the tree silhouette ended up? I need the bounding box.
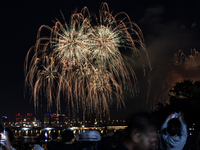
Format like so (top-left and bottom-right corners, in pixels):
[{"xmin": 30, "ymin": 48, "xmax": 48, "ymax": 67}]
[{"xmin": 152, "ymin": 80, "xmax": 200, "ymax": 129}]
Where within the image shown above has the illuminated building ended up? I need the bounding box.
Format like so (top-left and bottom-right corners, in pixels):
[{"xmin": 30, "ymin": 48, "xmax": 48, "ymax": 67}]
[
  {"xmin": 25, "ymin": 113, "xmax": 33, "ymax": 127},
  {"xmin": 32, "ymin": 117, "xmax": 42, "ymax": 127},
  {"xmin": 58, "ymin": 114, "xmax": 65, "ymax": 127},
  {"xmin": 44, "ymin": 113, "xmax": 66, "ymax": 127},
  {"xmin": 14, "ymin": 113, "xmax": 41, "ymax": 127},
  {"xmin": 44, "ymin": 114, "xmax": 52, "ymax": 127},
  {"xmin": 15, "ymin": 113, "xmax": 22, "ymax": 127},
  {"xmin": 51, "ymin": 113, "xmax": 58, "ymax": 127}
]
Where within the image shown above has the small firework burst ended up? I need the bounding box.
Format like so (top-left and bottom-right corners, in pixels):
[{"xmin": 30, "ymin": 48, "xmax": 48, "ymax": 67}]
[{"xmin": 147, "ymin": 49, "xmax": 200, "ymax": 106}]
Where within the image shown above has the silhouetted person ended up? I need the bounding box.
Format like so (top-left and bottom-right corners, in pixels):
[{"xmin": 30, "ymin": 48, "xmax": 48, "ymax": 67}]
[
  {"xmin": 47, "ymin": 132, "xmax": 61, "ymax": 150},
  {"xmin": 102, "ymin": 129, "xmax": 119, "ymax": 150},
  {"xmin": 58, "ymin": 130, "xmax": 77, "ymax": 150},
  {"xmin": 79, "ymin": 130, "xmax": 101, "ymax": 150},
  {"xmin": 159, "ymin": 112, "xmax": 187, "ymax": 150},
  {"xmin": 33, "ymin": 137, "xmax": 44, "ymax": 150},
  {"xmin": 0, "ymin": 125, "xmax": 16, "ymax": 150},
  {"xmin": 115, "ymin": 111, "xmax": 159, "ymax": 150}
]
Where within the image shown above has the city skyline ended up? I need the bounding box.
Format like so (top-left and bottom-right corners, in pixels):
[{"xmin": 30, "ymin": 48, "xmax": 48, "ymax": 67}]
[{"xmin": 2, "ymin": 112, "xmax": 127, "ymax": 127}]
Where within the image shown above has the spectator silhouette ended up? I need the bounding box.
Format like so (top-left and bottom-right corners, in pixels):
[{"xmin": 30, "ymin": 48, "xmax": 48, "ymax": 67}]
[
  {"xmin": 33, "ymin": 137, "xmax": 44, "ymax": 150},
  {"xmin": 115, "ymin": 111, "xmax": 159, "ymax": 150},
  {"xmin": 102, "ymin": 129, "xmax": 119, "ymax": 150},
  {"xmin": 158, "ymin": 112, "xmax": 187, "ymax": 150},
  {"xmin": 0, "ymin": 125, "xmax": 16, "ymax": 150},
  {"xmin": 47, "ymin": 132, "xmax": 60, "ymax": 150},
  {"xmin": 79, "ymin": 130, "xmax": 101, "ymax": 150},
  {"xmin": 58, "ymin": 130, "xmax": 77, "ymax": 150}
]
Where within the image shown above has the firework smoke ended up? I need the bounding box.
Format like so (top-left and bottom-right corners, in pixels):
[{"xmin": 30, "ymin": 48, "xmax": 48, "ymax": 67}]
[{"xmin": 147, "ymin": 49, "xmax": 200, "ymax": 106}]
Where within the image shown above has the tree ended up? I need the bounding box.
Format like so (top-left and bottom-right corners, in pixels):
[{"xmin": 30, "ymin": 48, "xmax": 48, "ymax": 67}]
[
  {"xmin": 152, "ymin": 80, "xmax": 200, "ymax": 129},
  {"xmin": 169, "ymin": 80, "xmax": 200, "ymax": 128}
]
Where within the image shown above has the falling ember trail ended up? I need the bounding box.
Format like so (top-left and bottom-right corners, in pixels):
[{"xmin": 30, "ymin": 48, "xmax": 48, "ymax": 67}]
[{"xmin": 24, "ymin": 3, "xmax": 150, "ymax": 117}]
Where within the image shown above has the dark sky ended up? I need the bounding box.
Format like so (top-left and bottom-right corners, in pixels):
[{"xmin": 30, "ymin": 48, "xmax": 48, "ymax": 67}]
[{"xmin": 1, "ymin": 0, "xmax": 200, "ymax": 122}]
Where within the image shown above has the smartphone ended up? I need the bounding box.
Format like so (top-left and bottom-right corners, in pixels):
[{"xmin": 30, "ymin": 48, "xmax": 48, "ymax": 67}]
[
  {"xmin": 176, "ymin": 112, "xmax": 181, "ymax": 118},
  {"xmin": 0, "ymin": 133, "xmax": 7, "ymax": 146},
  {"xmin": 171, "ymin": 112, "xmax": 181, "ymax": 119},
  {"xmin": 171, "ymin": 113, "xmax": 176, "ymax": 119}
]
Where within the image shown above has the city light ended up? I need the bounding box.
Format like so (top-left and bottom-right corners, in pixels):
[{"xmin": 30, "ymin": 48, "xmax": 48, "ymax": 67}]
[
  {"xmin": 22, "ymin": 127, "xmax": 30, "ymax": 131},
  {"xmin": 45, "ymin": 127, "xmax": 53, "ymax": 131}
]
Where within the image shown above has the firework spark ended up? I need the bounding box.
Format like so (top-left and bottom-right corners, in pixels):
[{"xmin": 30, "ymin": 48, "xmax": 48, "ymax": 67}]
[
  {"xmin": 24, "ymin": 3, "xmax": 150, "ymax": 117},
  {"xmin": 148, "ymin": 49, "xmax": 200, "ymax": 106}
]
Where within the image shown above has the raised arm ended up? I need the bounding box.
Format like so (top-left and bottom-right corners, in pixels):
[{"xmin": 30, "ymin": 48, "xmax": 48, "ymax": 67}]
[
  {"xmin": 160, "ymin": 113, "xmax": 173, "ymax": 131},
  {"xmin": 178, "ymin": 113, "xmax": 187, "ymax": 137}
]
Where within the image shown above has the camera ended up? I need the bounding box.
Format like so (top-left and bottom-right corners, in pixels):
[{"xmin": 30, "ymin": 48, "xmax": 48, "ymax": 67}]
[{"xmin": 171, "ymin": 112, "xmax": 181, "ymax": 119}]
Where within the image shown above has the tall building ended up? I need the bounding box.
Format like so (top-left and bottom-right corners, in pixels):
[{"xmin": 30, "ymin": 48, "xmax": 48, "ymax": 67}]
[
  {"xmin": 51, "ymin": 113, "xmax": 58, "ymax": 127},
  {"xmin": 44, "ymin": 113, "xmax": 67, "ymax": 127},
  {"xmin": 44, "ymin": 114, "xmax": 52, "ymax": 127},
  {"xmin": 14, "ymin": 113, "xmax": 43, "ymax": 127},
  {"xmin": 58, "ymin": 114, "xmax": 65, "ymax": 127},
  {"xmin": 32, "ymin": 117, "xmax": 42, "ymax": 127},
  {"xmin": 15, "ymin": 113, "xmax": 22, "ymax": 127},
  {"xmin": 25, "ymin": 113, "xmax": 33, "ymax": 127}
]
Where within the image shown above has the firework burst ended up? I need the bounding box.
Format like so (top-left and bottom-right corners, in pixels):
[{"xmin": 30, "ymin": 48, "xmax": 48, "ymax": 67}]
[
  {"xmin": 148, "ymin": 49, "xmax": 200, "ymax": 106},
  {"xmin": 25, "ymin": 3, "xmax": 150, "ymax": 117}
]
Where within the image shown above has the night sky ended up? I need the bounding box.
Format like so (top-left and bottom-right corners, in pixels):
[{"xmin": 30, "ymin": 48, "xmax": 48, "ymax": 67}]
[{"xmin": 1, "ymin": 0, "xmax": 200, "ymax": 122}]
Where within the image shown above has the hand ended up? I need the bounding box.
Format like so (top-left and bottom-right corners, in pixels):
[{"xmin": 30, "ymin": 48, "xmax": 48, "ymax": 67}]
[
  {"xmin": 166, "ymin": 112, "xmax": 174, "ymax": 121},
  {"xmin": 178, "ymin": 112, "xmax": 184, "ymax": 122},
  {"xmin": 5, "ymin": 139, "xmax": 12, "ymax": 150}
]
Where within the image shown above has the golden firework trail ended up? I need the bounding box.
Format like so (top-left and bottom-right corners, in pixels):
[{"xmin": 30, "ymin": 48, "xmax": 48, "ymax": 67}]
[{"xmin": 24, "ymin": 3, "xmax": 150, "ymax": 117}]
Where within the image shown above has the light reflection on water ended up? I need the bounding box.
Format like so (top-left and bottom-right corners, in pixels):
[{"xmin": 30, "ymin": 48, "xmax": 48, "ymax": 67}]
[{"xmin": 14, "ymin": 136, "xmax": 51, "ymax": 143}]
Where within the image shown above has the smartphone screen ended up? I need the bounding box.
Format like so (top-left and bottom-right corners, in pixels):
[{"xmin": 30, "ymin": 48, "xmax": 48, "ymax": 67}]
[
  {"xmin": 0, "ymin": 133, "xmax": 7, "ymax": 141},
  {"xmin": 171, "ymin": 114, "xmax": 176, "ymax": 119},
  {"xmin": 0, "ymin": 133, "xmax": 7, "ymax": 146}
]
